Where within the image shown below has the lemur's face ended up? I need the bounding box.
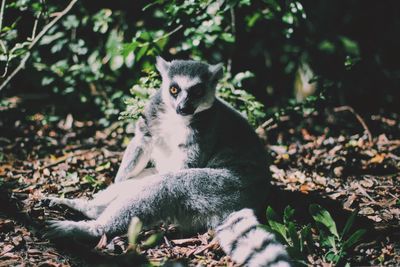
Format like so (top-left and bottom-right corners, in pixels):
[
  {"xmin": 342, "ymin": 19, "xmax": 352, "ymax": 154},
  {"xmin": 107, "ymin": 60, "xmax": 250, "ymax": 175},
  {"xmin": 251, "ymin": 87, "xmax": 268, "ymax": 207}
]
[{"xmin": 156, "ymin": 57, "xmax": 223, "ymax": 116}]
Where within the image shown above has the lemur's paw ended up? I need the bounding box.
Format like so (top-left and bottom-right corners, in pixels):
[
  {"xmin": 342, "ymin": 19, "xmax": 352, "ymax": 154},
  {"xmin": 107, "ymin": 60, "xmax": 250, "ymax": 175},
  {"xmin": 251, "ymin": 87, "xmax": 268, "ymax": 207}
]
[
  {"xmin": 42, "ymin": 196, "xmax": 64, "ymax": 207},
  {"xmin": 44, "ymin": 220, "xmax": 76, "ymax": 239}
]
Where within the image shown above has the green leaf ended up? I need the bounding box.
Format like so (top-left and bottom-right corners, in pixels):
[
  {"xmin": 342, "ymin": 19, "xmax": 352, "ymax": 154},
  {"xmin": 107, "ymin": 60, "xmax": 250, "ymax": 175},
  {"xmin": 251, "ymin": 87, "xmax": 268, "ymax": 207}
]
[
  {"xmin": 282, "ymin": 12, "xmax": 294, "ymax": 24},
  {"xmin": 325, "ymin": 250, "xmax": 340, "ymax": 263},
  {"xmin": 95, "ymin": 161, "xmax": 111, "ymax": 172},
  {"xmin": 341, "ymin": 209, "xmax": 357, "ymax": 239},
  {"xmin": 268, "ymin": 220, "xmax": 289, "ymax": 243},
  {"xmin": 83, "ymin": 174, "xmax": 97, "ymax": 185},
  {"xmin": 142, "ymin": 233, "xmax": 163, "ymax": 248},
  {"xmin": 283, "ymin": 206, "xmax": 295, "ymax": 224},
  {"xmin": 287, "ymin": 221, "xmax": 299, "ymax": 248},
  {"xmin": 135, "ymin": 45, "xmax": 148, "ymax": 62},
  {"xmin": 342, "ymin": 229, "xmax": 366, "ymax": 250},
  {"xmin": 266, "ymin": 206, "xmax": 280, "ymax": 222},
  {"xmin": 318, "ymin": 40, "xmax": 335, "ymax": 54},
  {"xmin": 221, "ymin": 32, "xmax": 235, "ymax": 43},
  {"xmin": 321, "ymin": 235, "xmax": 336, "ymax": 249},
  {"xmin": 299, "ymin": 225, "xmax": 312, "ymax": 252},
  {"xmin": 309, "ymin": 204, "xmax": 339, "ymax": 238},
  {"xmin": 340, "ymin": 36, "xmax": 359, "ymax": 55},
  {"xmin": 258, "ymin": 224, "xmax": 287, "ymax": 245},
  {"xmin": 128, "ymin": 217, "xmax": 142, "ymax": 246}
]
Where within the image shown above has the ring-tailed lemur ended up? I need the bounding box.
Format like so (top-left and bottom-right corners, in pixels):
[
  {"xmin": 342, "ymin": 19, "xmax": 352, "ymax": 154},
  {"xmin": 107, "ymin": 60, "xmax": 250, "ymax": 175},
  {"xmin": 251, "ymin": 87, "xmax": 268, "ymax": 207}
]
[{"xmin": 45, "ymin": 57, "xmax": 291, "ymax": 267}]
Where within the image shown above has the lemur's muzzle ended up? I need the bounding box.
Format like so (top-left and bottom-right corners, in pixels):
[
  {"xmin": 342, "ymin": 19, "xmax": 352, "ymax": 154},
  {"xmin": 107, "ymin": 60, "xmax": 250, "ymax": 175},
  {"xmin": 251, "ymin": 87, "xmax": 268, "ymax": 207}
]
[{"xmin": 176, "ymin": 103, "xmax": 195, "ymax": 116}]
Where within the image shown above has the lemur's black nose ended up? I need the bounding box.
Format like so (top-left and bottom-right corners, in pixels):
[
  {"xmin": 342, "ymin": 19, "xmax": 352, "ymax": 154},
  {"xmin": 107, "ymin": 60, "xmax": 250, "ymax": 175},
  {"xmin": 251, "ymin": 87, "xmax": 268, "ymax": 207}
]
[{"xmin": 176, "ymin": 105, "xmax": 195, "ymax": 116}]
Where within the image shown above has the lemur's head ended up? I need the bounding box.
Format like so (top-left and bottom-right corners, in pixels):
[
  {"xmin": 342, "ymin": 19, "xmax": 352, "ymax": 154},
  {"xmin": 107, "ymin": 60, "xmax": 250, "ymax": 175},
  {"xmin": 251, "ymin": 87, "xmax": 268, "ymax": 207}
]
[{"xmin": 156, "ymin": 57, "xmax": 223, "ymax": 116}]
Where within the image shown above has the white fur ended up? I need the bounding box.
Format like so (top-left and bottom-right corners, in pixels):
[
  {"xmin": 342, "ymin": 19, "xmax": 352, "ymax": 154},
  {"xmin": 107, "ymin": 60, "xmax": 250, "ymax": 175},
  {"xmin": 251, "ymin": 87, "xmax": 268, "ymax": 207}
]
[
  {"xmin": 217, "ymin": 212, "xmax": 259, "ymax": 253},
  {"xmin": 231, "ymin": 229, "xmax": 274, "ymax": 264},
  {"xmin": 173, "ymin": 75, "xmax": 200, "ymax": 89},
  {"xmin": 151, "ymin": 107, "xmax": 192, "ymax": 173},
  {"xmin": 247, "ymin": 243, "xmax": 288, "ymax": 267},
  {"xmin": 216, "ymin": 209, "xmax": 290, "ymax": 267}
]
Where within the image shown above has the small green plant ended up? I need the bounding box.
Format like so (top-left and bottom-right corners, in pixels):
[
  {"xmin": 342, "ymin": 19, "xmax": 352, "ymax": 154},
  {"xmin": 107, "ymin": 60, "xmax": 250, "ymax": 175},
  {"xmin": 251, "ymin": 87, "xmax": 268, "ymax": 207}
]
[
  {"xmin": 82, "ymin": 174, "xmax": 107, "ymax": 191},
  {"xmin": 127, "ymin": 217, "xmax": 163, "ymax": 253},
  {"xmin": 262, "ymin": 204, "xmax": 366, "ymax": 266}
]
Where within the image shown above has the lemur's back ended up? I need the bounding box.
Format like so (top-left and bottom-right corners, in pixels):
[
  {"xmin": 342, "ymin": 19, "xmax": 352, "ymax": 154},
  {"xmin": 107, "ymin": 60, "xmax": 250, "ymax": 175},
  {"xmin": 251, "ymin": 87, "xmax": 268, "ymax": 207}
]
[
  {"xmin": 209, "ymin": 99, "xmax": 270, "ymax": 212},
  {"xmin": 207, "ymin": 99, "xmax": 267, "ymax": 171}
]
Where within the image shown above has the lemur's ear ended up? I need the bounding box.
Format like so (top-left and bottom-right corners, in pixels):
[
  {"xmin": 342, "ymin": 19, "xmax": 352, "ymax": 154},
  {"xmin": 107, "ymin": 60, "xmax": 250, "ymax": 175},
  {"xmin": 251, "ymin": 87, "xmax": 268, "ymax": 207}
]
[
  {"xmin": 156, "ymin": 56, "xmax": 170, "ymax": 78},
  {"xmin": 209, "ymin": 63, "xmax": 223, "ymax": 83}
]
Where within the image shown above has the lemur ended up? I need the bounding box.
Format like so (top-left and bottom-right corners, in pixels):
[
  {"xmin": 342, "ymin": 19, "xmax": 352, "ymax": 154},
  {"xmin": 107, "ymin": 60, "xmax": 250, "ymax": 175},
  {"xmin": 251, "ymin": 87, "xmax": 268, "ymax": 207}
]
[{"xmin": 45, "ymin": 57, "xmax": 291, "ymax": 267}]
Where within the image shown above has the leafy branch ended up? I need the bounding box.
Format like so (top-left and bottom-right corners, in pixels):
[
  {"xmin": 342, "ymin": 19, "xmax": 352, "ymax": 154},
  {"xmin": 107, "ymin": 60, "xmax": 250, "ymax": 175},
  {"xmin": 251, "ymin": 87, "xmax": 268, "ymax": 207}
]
[{"xmin": 0, "ymin": 0, "xmax": 78, "ymax": 92}]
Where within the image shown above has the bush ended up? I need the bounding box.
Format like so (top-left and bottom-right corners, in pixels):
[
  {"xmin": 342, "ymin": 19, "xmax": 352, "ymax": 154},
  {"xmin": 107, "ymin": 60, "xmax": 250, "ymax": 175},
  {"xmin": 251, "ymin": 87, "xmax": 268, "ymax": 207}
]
[{"xmin": 1, "ymin": 0, "xmax": 398, "ymax": 122}]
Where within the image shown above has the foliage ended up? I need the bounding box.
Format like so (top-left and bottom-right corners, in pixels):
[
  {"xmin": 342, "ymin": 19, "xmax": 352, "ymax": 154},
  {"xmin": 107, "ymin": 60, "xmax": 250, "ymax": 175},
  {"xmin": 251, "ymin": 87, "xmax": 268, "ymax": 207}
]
[
  {"xmin": 127, "ymin": 216, "xmax": 163, "ymax": 252},
  {"xmin": 262, "ymin": 205, "xmax": 366, "ymax": 266},
  {"xmin": 217, "ymin": 70, "xmax": 266, "ymax": 126},
  {"xmin": 119, "ymin": 69, "xmax": 159, "ymax": 122},
  {"xmin": 2, "ymin": 0, "xmax": 396, "ymax": 122},
  {"xmin": 120, "ymin": 68, "xmax": 266, "ymax": 127}
]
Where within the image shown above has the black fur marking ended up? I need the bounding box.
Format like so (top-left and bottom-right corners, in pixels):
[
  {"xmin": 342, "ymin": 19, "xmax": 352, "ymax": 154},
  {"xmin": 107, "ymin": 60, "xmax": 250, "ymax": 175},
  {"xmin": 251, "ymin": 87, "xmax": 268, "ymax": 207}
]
[
  {"xmin": 229, "ymin": 224, "xmax": 257, "ymax": 253},
  {"xmin": 242, "ymin": 238, "xmax": 287, "ymax": 266},
  {"xmin": 215, "ymin": 214, "xmax": 246, "ymax": 234}
]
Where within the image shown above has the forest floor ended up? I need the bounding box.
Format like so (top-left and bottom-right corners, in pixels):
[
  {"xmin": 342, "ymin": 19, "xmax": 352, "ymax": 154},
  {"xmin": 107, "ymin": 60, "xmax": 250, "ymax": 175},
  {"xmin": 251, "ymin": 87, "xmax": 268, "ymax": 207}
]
[{"xmin": 0, "ymin": 100, "xmax": 399, "ymax": 267}]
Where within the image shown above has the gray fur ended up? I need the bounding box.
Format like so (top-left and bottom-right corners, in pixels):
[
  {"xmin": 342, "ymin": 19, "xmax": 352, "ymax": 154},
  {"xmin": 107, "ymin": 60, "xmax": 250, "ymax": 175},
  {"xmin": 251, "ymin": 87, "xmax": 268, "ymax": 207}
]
[{"xmin": 45, "ymin": 58, "xmax": 284, "ymax": 265}]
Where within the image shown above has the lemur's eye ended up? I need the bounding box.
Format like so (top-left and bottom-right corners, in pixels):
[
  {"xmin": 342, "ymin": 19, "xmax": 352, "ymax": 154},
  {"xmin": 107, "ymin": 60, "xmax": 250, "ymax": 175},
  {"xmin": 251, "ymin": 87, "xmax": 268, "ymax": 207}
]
[{"xmin": 170, "ymin": 86, "xmax": 179, "ymax": 95}]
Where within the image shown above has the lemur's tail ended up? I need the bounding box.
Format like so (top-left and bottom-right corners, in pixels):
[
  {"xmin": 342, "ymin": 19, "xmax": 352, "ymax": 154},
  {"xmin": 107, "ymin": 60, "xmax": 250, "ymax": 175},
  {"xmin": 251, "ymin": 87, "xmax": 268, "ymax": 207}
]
[{"xmin": 216, "ymin": 208, "xmax": 292, "ymax": 267}]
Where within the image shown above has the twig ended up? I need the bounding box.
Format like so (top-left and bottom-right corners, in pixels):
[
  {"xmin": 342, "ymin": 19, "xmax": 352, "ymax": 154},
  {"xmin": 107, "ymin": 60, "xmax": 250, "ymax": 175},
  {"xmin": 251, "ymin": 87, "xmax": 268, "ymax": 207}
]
[
  {"xmin": 334, "ymin": 105, "xmax": 373, "ymax": 144},
  {"xmin": 0, "ymin": 0, "xmax": 78, "ymax": 91},
  {"xmin": 230, "ymin": 6, "xmax": 236, "ymax": 35},
  {"xmin": 0, "ymin": 0, "xmax": 5, "ymax": 31},
  {"xmin": 138, "ymin": 25, "xmax": 183, "ymax": 48},
  {"xmin": 29, "ymin": 11, "xmax": 41, "ymax": 41},
  {"xmin": 171, "ymin": 238, "xmax": 201, "ymax": 245},
  {"xmin": 227, "ymin": 6, "xmax": 236, "ymax": 74},
  {"xmin": 39, "ymin": 148, "xmax": 94, "ymax": 171},
  {"xmin": 0, "ymin": 40, "xmax": 8, "ymax": 78},
  {"xmin": 355, "ymin": 182, "xmax": 376, "ymax": 204},
  {"xmin": 260, "ymin": 118, "xmax": 274, "ymax": 129},
  {"xmin": 193, "ymin": 238, "xmax": 218, "ymax": 255},
  {"xmin": 0, "ymin": 0, "xmax": 7, "ymax": 78}
]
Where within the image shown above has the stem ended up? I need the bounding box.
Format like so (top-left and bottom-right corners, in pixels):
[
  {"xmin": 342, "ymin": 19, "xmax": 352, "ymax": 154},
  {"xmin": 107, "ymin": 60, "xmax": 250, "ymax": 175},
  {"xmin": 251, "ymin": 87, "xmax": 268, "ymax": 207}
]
[
  {"xmin": 0, "ymin": 40, "xmax": 8, "ymax": 78},
  {"xmin": 138, "ymin": 24, "xmax": 183, "ymax": 48},
  {"xmin": 333, "ymin": 105, "xmax": 373, "ymax": 144},
  {"xmin": 227, "ymin": 6, "xmax": 236, "ymax": 74},
  {"xmin": 30, "ymin": 11, "xmax": 41, "ymax": 40},
  {"xmin": 0, "ymin": 0, "xmax": 5, "ymax": 31}
]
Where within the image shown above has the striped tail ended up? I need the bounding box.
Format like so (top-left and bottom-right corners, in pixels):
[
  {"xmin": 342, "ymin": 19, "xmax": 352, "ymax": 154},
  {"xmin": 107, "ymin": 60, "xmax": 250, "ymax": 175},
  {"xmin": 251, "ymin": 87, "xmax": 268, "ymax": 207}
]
[{"xmin": 216, "ymin": 209, "xmax": 291, "ymax": 267}]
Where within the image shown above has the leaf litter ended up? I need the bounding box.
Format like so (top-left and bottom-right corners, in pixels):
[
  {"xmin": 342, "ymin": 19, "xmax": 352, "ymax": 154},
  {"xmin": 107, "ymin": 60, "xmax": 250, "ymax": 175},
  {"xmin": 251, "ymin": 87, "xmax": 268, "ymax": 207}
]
[{"xmin": 0, "ymin": 108, "xmax": 399, "ymax": 266}]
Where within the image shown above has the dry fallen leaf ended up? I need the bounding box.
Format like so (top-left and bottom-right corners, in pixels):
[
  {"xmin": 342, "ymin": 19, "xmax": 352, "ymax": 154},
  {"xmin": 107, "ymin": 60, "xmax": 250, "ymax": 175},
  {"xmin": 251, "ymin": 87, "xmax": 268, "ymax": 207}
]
[{"xmin": 370, "ymin": 154, "xmax": 385, "ymax": 164}]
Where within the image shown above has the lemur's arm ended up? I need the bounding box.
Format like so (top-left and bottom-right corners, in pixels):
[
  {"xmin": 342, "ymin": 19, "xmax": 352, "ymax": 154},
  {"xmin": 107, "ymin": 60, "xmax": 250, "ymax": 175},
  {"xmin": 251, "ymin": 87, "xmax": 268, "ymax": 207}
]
[{"xmin": 114, "ymin": 117, "xmax": 152, "ymax": 183}]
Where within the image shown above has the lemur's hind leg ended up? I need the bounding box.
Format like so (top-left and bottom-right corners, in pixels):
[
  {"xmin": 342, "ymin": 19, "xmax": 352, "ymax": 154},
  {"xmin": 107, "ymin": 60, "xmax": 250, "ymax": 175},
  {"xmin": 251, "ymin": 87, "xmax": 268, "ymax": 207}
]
[
  {"xmin": 46, "ymin": 197, "xmax": 103, "ymax": 219},
  {"xmin": 46, "ymin": 168, "xmax": 243, "ymax": 239},
  {"xmin": 45, "ymin": 177, "xmax": 138, "ymax": 219}
]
